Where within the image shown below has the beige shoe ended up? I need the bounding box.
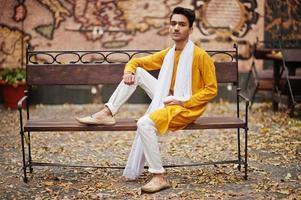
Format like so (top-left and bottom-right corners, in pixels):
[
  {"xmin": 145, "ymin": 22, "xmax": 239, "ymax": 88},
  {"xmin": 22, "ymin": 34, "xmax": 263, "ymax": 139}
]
[
  {"xmin": 75, "ymin": 115, "xmax": 116, "ymax": 125},
  {"xmin": 141, "ymin": 178, "xmax": 170, "ymax": 193}
]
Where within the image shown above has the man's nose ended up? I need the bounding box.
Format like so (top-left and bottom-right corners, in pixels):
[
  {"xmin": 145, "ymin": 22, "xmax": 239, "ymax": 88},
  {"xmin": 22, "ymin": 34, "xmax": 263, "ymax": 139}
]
[{"xmin": 174, "ymin": 24, "xmax": 180, "ymax": 30}]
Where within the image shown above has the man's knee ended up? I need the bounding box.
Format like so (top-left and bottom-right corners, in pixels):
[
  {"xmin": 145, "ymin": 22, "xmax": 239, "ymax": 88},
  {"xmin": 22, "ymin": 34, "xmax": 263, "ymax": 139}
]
[
  {"xmin": 135, "ymin": 67, "xmax": 147, "ymax": 80},
  {"xmin": 137, "ymin": 115, "xmax": 154, "ymax": 129},
  {"xmin": 135, "ymin": 67, "xmax": 143, "ymax": 75}
]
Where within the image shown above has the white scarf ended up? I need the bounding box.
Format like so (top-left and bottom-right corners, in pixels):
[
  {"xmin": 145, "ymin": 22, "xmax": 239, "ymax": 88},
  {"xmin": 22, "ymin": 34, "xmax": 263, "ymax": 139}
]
[{"xmin": 123, "ymin": 40, "xmax": 194, "ymax": 179}]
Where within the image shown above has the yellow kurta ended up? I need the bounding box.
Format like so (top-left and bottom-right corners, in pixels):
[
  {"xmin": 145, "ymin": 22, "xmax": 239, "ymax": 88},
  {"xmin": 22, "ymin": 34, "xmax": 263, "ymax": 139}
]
[{"xmin": 124, "ymin": 46, "xmax": 217, "ymax": 135}]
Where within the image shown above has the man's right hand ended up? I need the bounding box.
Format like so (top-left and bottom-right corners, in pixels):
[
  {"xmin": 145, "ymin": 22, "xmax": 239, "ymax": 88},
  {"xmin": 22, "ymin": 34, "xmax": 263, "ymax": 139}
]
[{"xmin": 123, "ymin": 72, "xmax": 135, "ymax": 85}]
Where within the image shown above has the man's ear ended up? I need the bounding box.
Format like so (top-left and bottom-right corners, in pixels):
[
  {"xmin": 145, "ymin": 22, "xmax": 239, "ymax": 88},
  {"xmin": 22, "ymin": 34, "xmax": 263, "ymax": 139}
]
[{"xmin": 189, "ymin": 27, "xmax": 193, "ymax": 34}]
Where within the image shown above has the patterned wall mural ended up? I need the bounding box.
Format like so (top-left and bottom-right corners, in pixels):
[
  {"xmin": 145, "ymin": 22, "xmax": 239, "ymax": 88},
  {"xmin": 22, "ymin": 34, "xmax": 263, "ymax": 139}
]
[
  {"xmin": 264, "ymin": 0, "xmax": 301, "ymax": 48},
  {"xmin": 1, "ymin": 0, "xmax": 285, "ymax": 72}
]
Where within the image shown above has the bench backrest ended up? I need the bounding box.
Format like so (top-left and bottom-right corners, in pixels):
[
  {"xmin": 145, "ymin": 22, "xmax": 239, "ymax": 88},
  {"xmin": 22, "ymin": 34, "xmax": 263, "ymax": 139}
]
[{"xmin": 26, "ymin": 48, "xmax": 238, "ymax": 86}]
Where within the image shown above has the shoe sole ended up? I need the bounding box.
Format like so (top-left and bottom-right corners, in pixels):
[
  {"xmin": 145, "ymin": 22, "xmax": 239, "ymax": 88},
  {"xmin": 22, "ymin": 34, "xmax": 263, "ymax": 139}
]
[
  {"xmin": 141, "ymin": 184, "xmax": 170, "ymax": 193},
  {"xmin": 75, "ymin": 117, "xmax": 116, "ymax": 125}
]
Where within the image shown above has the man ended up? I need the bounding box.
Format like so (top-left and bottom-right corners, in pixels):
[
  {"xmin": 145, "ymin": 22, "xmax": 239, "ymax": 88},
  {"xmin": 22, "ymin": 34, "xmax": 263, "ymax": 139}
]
[{"xmin": 76, "ymin": 7, "xmax": 217, "ymax": 193}]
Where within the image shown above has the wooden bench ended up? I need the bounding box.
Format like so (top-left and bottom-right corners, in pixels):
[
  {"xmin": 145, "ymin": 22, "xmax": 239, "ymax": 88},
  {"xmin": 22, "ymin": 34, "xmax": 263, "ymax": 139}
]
[
  {"xmin": 18, "ymin": 45, "xmax": 249, "ymax": 183},
  {"xmin": 245, "ymin": 39, "xmax": 284, "ymax": 108},
  {"xmin": 279, "ymin": 49, "xmax": 301, "ymax": 116}
]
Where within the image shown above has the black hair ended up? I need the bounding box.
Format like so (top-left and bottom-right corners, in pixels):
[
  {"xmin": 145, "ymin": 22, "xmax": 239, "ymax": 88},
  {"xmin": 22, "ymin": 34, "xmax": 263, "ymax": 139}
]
[{"xmin": 170, "ymin": 7, "xmax": 195, "ymax": 27}]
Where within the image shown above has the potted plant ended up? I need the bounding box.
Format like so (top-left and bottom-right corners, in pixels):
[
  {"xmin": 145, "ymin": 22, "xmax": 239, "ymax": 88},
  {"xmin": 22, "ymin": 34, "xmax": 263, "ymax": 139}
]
[{"xmin": 0, "ymin": 68, "xmax": 26, "ymax": 109}]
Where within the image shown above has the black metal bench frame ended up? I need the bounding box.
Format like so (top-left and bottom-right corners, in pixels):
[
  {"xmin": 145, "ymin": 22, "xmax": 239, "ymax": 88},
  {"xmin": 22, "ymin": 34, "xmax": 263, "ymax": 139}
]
[{"xmin": 18, "ymin": 44, "xmax": 249, "ymax": 183}]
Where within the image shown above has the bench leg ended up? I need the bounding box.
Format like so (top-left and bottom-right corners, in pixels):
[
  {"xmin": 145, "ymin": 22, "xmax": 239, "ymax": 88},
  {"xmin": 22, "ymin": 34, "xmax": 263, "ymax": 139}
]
[
  {"xmin": 250, "ymin": 86, "xmax": 258, "ymax": 109},
  {"xmin": 245, "ymin": 68, "xmax": 252, "ymax": 91},
  {"xmin": 27, "ymin": 132, "xmax": 33, "ymax": 173},
  {"xmin": 237, "ymin": 128, "xmax": 241, "ymax": 171},
  {"xmin": 20, "ymin": 130, "xmax": 28, "ymax": 183},
  {"xmin": 244, "ymin": 128, "xmax": 248, "ymax": 180},
  {"xmin": 287, "ymin": 95, "xmax": 295, "ymax": 117}
]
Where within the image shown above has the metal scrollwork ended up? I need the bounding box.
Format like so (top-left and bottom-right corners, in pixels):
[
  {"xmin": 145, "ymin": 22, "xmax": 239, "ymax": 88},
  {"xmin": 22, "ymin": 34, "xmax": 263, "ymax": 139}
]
[
  {"xmin": 27, "ymin": 50, "xmax": 160, "ymax": 65},
  {"xmin": 80, "ymin": 52, "xmax": 106, "ymax": 64},
  {"xmin": 55, "ymin": 52, "xmax": 80, "ymax": 64},
  {"xmin": 27, "ymin": 48, "xmax": 237, "ymax": 65}
]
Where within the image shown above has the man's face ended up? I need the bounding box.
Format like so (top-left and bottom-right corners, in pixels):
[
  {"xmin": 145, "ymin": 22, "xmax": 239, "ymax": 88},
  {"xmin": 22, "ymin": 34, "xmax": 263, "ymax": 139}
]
[{"xmin": 169, "ymin": 14, "xmax": 192, "ymax": 42}]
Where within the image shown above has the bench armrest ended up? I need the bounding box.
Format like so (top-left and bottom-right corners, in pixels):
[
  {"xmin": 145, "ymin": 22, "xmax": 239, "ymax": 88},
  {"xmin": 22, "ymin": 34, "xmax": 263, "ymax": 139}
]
[
  {"xmin": 238, "ymin": 92, "xmax": 249, "ymax": 127},
  {"xmin": 238, "ymin": 93, "xmax": 250, "ymax": 105},
  {"xmin": 18, "ymin": 95, "xmax": 28, "ymax": 110},
  {"xmin": 18, "ymin": 95, "xmax": 29, "ymax": 134}
]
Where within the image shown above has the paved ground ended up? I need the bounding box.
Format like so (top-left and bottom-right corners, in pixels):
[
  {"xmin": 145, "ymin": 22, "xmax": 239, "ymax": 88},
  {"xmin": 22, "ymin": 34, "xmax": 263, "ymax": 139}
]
[{"xmin": 0, "ymin": 102, "xmax": 300, "ymax": 199}]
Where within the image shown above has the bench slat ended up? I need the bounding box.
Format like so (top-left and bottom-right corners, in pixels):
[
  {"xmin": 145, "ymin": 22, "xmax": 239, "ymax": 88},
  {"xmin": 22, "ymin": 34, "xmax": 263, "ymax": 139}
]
[
  {"xmin": 215, "ymin": 62, "xmax": 237, "ymax": 83},
  {"xmin": 27, "ymin": 64, "xmax": 125, "ymax": 85},
  {"xmin": 24, "ymin": 117, "xmax": 245, "ymax": 132},
  {"xmin": 26, "ymin": 62, "xmax": 237, "ymax": 85}
]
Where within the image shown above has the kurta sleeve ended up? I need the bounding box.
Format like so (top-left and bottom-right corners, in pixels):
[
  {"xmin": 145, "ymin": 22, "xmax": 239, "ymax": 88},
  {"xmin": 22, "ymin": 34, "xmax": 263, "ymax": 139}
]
[
  {"xmin": 124, "ymin": 49, "xmax": 169, "ymax": 74},
  {"xmin": 183, "ymin": 52, "xmax": 217, "ymax": 108}
]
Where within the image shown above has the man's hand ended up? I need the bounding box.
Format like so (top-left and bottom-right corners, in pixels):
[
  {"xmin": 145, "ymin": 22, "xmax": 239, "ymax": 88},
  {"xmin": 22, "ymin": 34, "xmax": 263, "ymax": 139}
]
[
  {"xmin": 164, "ymin": 99, "xmax": 184, "ymax": 106},
  {"xmin": 123, "ymin": 72, "xmax": 135, "ymax": 85}
]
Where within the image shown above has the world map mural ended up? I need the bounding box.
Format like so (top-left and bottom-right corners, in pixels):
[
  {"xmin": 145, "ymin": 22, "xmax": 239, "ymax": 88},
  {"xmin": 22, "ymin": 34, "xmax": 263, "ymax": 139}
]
[{"xmin": 2, "ymin": 0, "xmax": 299, "ymax": 72}]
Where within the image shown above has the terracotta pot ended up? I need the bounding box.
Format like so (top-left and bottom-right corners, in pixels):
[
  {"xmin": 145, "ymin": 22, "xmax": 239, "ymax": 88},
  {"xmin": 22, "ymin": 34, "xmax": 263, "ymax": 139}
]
[{"xmin": 2, "ymin": 83, "xmax": 25, "ymax": 109}]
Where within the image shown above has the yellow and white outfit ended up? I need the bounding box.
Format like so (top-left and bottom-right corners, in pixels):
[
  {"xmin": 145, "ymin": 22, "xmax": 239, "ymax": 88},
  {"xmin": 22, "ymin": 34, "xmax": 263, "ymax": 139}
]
[
  {"xmin": 105, "ymin": 42, "xmax": 217, "ymax": 179},
  {"xmin": 124, "ymin": 45, "xmax": 217, "ymax": 134}
]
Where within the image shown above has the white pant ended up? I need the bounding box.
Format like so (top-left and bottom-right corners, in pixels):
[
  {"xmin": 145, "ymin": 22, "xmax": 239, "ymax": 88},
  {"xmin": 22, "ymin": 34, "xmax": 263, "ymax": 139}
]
[
  {"xmin": 105, "ymin": 67, "xmax": 157, "ymax": 115},
  {"xmin": 105, "ymin": 67, "xmax": 165, "ymax": 175}
]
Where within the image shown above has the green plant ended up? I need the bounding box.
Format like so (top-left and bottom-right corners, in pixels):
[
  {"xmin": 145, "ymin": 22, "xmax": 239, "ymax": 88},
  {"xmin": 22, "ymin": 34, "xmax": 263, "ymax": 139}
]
[{"xmin": 0, "ymin": 68, "xmax": 26, "ymax": 86}]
